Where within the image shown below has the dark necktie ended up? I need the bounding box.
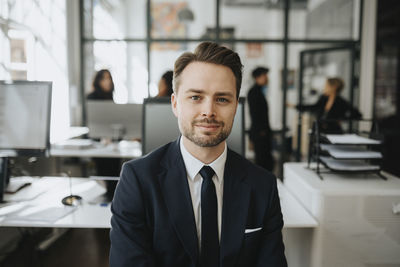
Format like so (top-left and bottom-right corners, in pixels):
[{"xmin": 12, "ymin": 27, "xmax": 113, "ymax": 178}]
[{"xmin": 199, "ymin": 165, "xmax": 219, "ymax": 267}]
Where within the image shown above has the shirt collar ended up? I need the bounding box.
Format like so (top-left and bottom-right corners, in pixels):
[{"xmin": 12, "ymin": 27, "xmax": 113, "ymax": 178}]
[{"xmin": 180, "ymin": 137, "xmax": 227, "ymax": 182}]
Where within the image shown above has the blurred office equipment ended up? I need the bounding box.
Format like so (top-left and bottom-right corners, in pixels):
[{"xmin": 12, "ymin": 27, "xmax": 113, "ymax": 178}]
[
  {"xmin": 295, "ymin": 46, "xmax": 358, "ymax": 161},
  {"xmin": 0, "ymin": 80, "xmax": 52, "ymax": 202},
  {"xmin": 142, "ymin": 97, "xmax": 245, "ymax": 155},
  {"xmin": 307, "ymin": 119, "xmax": 385, "ymax": 180},
  {"xmin": 86, "ymin": 100, "xmax": 142, "ymax": 140}
]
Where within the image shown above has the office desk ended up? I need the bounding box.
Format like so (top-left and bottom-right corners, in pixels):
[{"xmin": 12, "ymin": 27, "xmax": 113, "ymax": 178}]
[
  {"xmin": 0, "ymin": 177, "xmax": 111, "ymax": 228},
  {"xmin": 284, "ymin": 162, "xmax": 400, "ymax": 267},
  {"xmin": 50, "ymin": 140, "xmax": 142, "ymax": 159},
  {"xmin": 1, "ymin": 176, "xmax": 315, "ymax": 229},
  {"xmin": 0, "ymin": 176, "xmax": 316, "ymax": 266},
  {"xmin": 278, "ymin": 179, "xmax": 318, "ymax": 267}
]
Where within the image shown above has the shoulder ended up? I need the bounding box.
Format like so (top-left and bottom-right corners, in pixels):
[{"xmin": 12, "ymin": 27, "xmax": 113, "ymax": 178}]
[
  {"xmin": 122, "ymin": 141, "xmax": 174, "ymax": 177},
  {"xmin": 87, "ymin": 92, "xmax": 96, "ymax": 99},
  {"xmin": 247, "ymin": 85, "xmax": 259, "ymax": 97},
  {"xmin": 336, "ymin": 96, "xmax": 349, "ymax": 104},
  {"xmin": 317, "ymin": 94, "xmax": 328, "ymax": 102},
  {"xmin": 227, "ymin": 149, "xmax": 276, "ymax": 186}
]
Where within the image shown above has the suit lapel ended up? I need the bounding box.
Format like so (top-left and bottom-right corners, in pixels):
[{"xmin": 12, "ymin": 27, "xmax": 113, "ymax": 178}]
[
  {"xmin": 159, "ymin": 139, "xmax": 199, "ymax": 264},
  {"xmin": 220, "ymin": 150, "xmax": 251, "ymax": 266}
]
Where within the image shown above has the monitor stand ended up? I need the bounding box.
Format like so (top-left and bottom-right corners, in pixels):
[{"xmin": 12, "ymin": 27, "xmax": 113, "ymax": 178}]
[{"xmin": 87, "ymin": 180, "xmax": 116, "ymax": 204}]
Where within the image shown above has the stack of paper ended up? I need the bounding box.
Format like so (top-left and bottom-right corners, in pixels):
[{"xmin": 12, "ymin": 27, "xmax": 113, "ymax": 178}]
[
  {"xmin": 53, "ymin": 139, "xmax": 94, "ymax": 149},
  {"xmin": 319, "ymin": 156, "xmax": 380, "ymax": 172},
  {"xmin": 320, "ymin": 145, "xmax": 382, "ymax": 159},
  {"xmin": 324, "ymin": 134, "xmax": 381, "ymax": 145}
]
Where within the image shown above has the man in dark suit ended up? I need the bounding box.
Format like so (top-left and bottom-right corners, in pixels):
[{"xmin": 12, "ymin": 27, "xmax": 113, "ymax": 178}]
[
  {"xmin": 110, "ymin": 42, "xmax": 287, "ymax": 267},
  {"xmin": 247, "ymin": 67, "xmax": 274, "ymax": 172}
]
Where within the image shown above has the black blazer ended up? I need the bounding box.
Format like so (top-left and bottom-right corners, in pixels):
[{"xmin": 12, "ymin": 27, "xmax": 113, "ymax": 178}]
[
  {"xmin": 110, "ymin": 139, "xmax": 287, "ymax": 267},
  {"xmin": 297, "ymin": 95, "xmax": 362, "ymax": 133},
  {"xmin": 297, "ymin": 95, "xmax": 361, "ymax": 120},
  {"xmin": 247, "ymin": 84, "xmax": 272, "ymax": 142}
]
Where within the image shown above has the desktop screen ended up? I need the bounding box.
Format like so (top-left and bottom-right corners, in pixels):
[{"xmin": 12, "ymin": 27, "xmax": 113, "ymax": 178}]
[
  {"xmin": 0, "ymin": 81, "xmax": 52, "ymax": 154},
  {"xmin": 142, "ymin": 97, "xmax": 245, "ymax": 155},
  {"xmin": 86, "ymin": 100, "xmax": 142, "ymax": 140},
  {"xmin": 0, "ymin": 157, "xmax": 7, "ymax": 202}
]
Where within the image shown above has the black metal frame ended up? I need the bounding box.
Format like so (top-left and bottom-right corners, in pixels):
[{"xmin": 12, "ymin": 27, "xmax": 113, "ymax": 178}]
[
  {"xmin": 79, "ymin": 0, "xmax": 364, "ymax": 174},
  {"xmin": 307, "ymin": 118, "xmax": 387, "ymax": 181}
]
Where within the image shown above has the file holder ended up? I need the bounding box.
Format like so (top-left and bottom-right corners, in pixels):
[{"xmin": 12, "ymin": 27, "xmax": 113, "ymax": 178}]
[{"xmin": 307, "ymin": 119, "xmax": 387, "ymax": 180}]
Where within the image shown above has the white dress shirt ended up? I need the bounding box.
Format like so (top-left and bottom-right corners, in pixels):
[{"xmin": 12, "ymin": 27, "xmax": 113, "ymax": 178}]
[{"xmin": 180, "ymin": 138, "xmax": 227, "ymax": 245}]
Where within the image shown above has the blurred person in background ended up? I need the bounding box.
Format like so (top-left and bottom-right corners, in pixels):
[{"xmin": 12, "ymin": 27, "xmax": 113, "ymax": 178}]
[
  {"xmin": 87, "ymin": 69, "xmax": 114, "ymax": 100},
  {"xmin": 247, "ymin": 66, "xmax": 274, "ymax": 172},
  {"xmin": 87, "ymin": 69, "xmax": 119, "ymax": 200},
  {"xmin": 157, "ymin": 70, "xmax": 173, "ymax": 97},
  {"xmin": 288, "ymin": 77, "xmax": 362, "ymax": 133}
]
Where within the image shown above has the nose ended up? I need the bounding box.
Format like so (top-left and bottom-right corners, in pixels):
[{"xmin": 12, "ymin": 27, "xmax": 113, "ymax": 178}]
[{"xmin": 201, "ymin": 98, "xmax": 216, "ymax": 118}]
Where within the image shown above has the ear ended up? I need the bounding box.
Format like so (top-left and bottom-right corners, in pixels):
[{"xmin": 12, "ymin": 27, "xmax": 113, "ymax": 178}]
[{"xmin": 171, "ymin": 93, "xmax": 178, "ymax": 118}]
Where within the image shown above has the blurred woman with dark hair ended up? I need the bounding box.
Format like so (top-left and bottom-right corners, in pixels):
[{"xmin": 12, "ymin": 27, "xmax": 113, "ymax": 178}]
[
  {"xmin": 87, "ymin": 69, "xmax": 115, "ymax": 100},
  {"xmin": 156, "ymin": 70, "xmax": 173, "ymax": 97},
  {"xmin": 290, "ymin": 77, "xmax": 362, "ymax": 133},
  {"xmin": 87, "ymin": 69, "xmax": 119, "ymax": 200}
]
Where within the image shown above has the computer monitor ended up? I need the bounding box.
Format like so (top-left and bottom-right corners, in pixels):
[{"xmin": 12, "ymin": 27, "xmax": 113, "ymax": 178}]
[
  {"xmin": 0, "ymin": 80, "xmax": 52, "ymax": 155},
  {"xmin": 142, "ymin": 97, "xmax": 245, "ymax": 155},
  {"xmin": 86, "ymin": 100, "xmax": 142, "ymax": 140},
  {"xmin": 0, "ymin": 80, "xmax": 52, "ymax": 202}
]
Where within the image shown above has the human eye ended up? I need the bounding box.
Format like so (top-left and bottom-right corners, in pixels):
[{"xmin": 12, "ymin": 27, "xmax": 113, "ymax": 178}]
[
  {"xmin": 190, "ymin": 95, "xmax": 201, "ymax": 101},
  {"xmin": 216, "ymin": 97, "xmax": 229, "ymax": 103}
]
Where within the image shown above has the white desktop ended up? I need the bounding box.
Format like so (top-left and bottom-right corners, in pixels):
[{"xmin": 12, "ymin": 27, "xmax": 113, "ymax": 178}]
[{"xmin": 284, "ymin": 162, "xmax": 400, "ymax": 267}]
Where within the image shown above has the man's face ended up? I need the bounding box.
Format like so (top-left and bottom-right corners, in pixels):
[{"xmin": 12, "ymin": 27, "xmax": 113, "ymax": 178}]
[
  {"xmin": 255, "ymin": 73, "xmax": 268, "ymax": 86},
  {"xmin": 171, "ymin": 62, "xmax": 238, "ymax": 148},
  {"xmin": 100, "ymin": 72, "xmax": 113, "ymax": 92}
]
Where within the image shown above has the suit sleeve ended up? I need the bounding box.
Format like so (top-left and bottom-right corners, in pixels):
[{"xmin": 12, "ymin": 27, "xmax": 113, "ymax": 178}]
[
  {"xmin": 109, "ymin": 163, "xmax": 155, "ymax": 267},
  {"xmin": 345, "ymin": 101, "xmax": 362, "ymax": 119},
  {"xmin": 256, "ymin": 177, "xmax": 287, "ymax": 267},
  {"xmin": 296, "ymin": 95, "xmax": 325, "ymax": 113}
]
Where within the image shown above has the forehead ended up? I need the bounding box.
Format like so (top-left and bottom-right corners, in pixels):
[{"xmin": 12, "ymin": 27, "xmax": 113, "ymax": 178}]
[{"xmin": 178, "ymin": 62, "xmax": 236, "ymax": 94}]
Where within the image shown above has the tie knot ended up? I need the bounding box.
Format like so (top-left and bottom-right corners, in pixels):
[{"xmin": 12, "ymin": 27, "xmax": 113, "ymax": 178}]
[{"xmin": 199, "ymin": 166, "xmax": 215, "ymax": 181}]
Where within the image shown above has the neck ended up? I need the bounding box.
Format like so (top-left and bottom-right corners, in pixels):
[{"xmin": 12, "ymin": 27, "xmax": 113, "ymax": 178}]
[{"xmin": 182, "ymin": 136, "xmax": 225, "ymax": 164}]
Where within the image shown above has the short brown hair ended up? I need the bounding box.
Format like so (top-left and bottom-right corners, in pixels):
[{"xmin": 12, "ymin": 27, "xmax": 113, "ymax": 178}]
[
  {"xmin": 327, "ymin": 77, "xmax": 344, "ymax": 94},
  {"xmin": 173, "ymin": 42, "xmax": 243, "ymax": 99}
]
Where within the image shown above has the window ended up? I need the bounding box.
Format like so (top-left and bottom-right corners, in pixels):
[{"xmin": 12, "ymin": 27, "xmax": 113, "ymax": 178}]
[
  {"xmin": 0, "ymin": 0, "xmax": 69, "ymax": 143},
  {"xmin": 82, "ymin": 0, "xmax": 363, "ymax": 173}
]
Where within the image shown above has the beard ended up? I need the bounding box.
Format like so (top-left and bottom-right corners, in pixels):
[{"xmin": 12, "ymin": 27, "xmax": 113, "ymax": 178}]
[{"xmin": 181, "ymin": 118, "xmax": 233, "ymax": 147}]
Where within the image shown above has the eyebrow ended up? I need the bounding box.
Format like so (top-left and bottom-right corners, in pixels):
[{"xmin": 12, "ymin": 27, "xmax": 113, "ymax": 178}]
[
  {"xmin": 186, "ymin": 89, "xmax": 204, "ymax": 94},
  {"xmin": 185, "ymin": 88, "xmax": 235, "ymax": 98}
]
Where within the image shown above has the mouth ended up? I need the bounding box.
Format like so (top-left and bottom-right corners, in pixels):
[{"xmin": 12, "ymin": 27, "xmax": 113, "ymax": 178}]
[{"xmin": 195, "ymin": 124, "xmax": 221, "ymax": 131}]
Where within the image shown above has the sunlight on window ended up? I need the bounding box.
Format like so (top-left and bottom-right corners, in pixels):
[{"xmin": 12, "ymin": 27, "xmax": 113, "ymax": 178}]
[
  {"xmin": 149, "ymin": 82, "xmax": 158, "ymax": 97},
  {"xmin": 93, "ymin": 2, "xmax": 123, "ymax": 39},
  {"xmin": 0, "ymin": 0, "xmax": 70, "ymax": 144},
  {"xmin": 93, "ymin": 41, "xmax": 128, "ymax": 103},
  {"xmin": 130, "ymin": 57, "xmax": 149, "ymax": 103}
]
